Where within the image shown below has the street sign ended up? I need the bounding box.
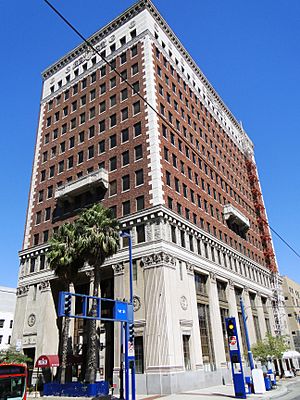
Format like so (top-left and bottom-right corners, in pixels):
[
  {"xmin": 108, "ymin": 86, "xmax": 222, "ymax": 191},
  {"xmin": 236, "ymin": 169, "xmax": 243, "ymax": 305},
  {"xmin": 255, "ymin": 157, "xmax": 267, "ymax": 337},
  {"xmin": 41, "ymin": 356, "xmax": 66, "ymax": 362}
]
[
  {"xmin": 128, "ymin": 341, "xmax": 135, "ymax": 358},
  {"xmin": 114, "ymin": 301, "xmax": 128, "ymax": 322},
  {"xmin": 229, "ymin": 335, "xmax": 238, "ymax": 350}
]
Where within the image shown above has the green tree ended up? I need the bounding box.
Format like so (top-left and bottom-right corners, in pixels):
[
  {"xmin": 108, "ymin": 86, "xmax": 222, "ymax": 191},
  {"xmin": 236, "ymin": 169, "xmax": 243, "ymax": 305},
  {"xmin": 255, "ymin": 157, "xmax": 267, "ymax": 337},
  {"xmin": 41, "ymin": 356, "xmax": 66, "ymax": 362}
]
[
  {"xmin": 252, "ymin": 334, "xmax": 289, "ymax": 365},
  {"xmin": 47, "ymin": 222, "xmax": 83, "ymax": 384},
  {"xmin": 0, "ymin": 347, "xmax": 32, "ymax": 364},
  {"xmin": 77, "ymin": 203, "xmax": 119, "ymax": 383}
]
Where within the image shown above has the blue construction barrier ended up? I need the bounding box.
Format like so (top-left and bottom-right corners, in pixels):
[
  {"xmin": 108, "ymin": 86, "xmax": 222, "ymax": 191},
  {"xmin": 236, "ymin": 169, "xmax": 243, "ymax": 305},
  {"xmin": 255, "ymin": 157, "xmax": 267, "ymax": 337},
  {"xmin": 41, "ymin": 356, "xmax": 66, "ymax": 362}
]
[{"xmin": 43, "ymin": 381, "xmax": 109, "ymax": 397}]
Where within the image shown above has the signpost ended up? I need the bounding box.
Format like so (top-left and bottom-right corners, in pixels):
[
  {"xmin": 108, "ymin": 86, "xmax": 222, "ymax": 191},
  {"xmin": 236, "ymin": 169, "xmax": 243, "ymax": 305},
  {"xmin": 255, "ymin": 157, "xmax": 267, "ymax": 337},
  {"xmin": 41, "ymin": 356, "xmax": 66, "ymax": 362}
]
[
  {"xmin": 57, "ymin": 231, "xmax": 135, "ymax": 400},
  {"xmin": 225, "ymin": 317, "xmax": 246, "ymax": 399}
]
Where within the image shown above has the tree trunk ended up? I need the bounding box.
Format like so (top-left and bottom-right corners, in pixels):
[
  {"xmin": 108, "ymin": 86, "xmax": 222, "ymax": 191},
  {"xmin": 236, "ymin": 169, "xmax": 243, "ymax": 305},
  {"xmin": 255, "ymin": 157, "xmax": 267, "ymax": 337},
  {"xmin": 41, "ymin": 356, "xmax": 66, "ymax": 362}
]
[
  {"xmin": 60, "ymin": 282, "xmax": 74, "ymax": 384},
  {"xmin": 85, "ymin": 268, "xmax": 101, "ymax": 383}
]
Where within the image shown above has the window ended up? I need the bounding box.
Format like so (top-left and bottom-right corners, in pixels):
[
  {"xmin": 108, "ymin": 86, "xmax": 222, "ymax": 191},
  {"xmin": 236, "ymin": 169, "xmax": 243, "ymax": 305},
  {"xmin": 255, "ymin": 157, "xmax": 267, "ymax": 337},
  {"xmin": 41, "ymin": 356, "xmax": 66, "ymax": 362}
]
[
  {"xmin": 131, "ymin": 44, "xmax": 138, "ymax": 57},
  {"xmin": 122, "ymin": 175, "xmax": 130, "ymax": 191},
  {"xmin": 110, "ymin": 94, "xmax": 117, "ymax": 107},
  {"xmin": 183, "ymin": 335, "xmax": 191, "ymax": 370},
  {"xmin": 136, "ymin": 195, "xmax": 144, "ymax": 211},
  {"xmin": 132, "ymin": 63, "xmax": 139, "ymax": 75},
  {"xmin": 110, "ymin": 156, "xmax": 117, "ymax": 171},
  {"xmin": 110, "ymin": 134, "xmax": 117, "ymax": 149},
  {"xmin": 121, "ymin": 88, "xmax": 128, "ymax": 101},
  {"xmin": 98, "ymin": 140, "xmax": 105, "ymax": 154},
  {"xmin": 122, "ymin": 200, "xmax": 131, "ymax": 216},
  {"xmin": 89, "ymin": 89, "xmax": 95, "ymax": 102},
  {"xmin": 38, "ymin": 190, "xmax": 44, "ymax": 202},
  {"xmin": 137, "ymin": 225, "xmax": 145, "ymax": 243},
  {"xmin": 67, "ymin": 156, "xmax": 73, "ymax": 169},
  {"xmin": 110, "ymin": 77, "xmax": 116, "ymax": 89},
  {"xmin": 58, "ymin": 160, "xmax": 64, "ymax": 173},
  {"xmin": 121, "ymin": 107, "xmax": 128, "ymax": 121},
  {"xmin": 78, "ymin": 151, "xmax": 84, "ymax": 164},
  {"xmin": 120, "ymin": 52, "xmax": 127, "ymax": 64},
  {"xmin": 0, "ymin": 320, "xmax": 4, "ymax": 328},
  {"xmin": 41, "ymin": 170, "xmax": 46, "ymax": 182},
  {"xmin": 99, "ymin": 119, "xmax": 105, "ymax": 133},
  {"xmin": 69, "ymin": 136, "xmax": 75, "ymax": 149},
  {"xmin": 122, "ymin": 151, "xmax": 130, "ymax": 166},
  {"xmin": 45, "ymin": 207, "xmax": 51, "ymax": 221},
  {"xmin": 49, "ymin": 165, "xmax": 55, "ymax": 178},
  {"xmin": 134, "ymin": 145, "xmax": 142, "ymax": 160},
  {"xmin": 110, "ymin": 180, "xmax": 117, "ymax": 196},
  {"xmin": 9, "ymin": 320, "xmax": 13, "ymax": 329},
  {"xmin": 133, "ymin": 101, "xmax": 141, "ymax": 115},
  {"xmin": 122, "ymin": 128, "xmax": 129, "ymax": 142},
  {"xmin": 135, "ymin": 169, "xmax": 144, "ymax": 186},
  {"xmin": 132, "ymin": 81, "xmax": 140, "ymax": 94},
  {"xmin": 79, "ymin": 131, "xmax": 84, "ymax": 143},
  {"xmin": 110, "ymin": 114, "xmax": 117, "ymax": 127},
  {"xmin": 100, "ymin": 83, "xmax": 106, "ymax": 94},
  {"xmin": 100, "ymin": 100, "xmax": 106, "ymax": 113},
  {"xmin": 134, "ymin": 122, "xmax": 142, "ymax": 137},
  {"xmin": 60, "ymin": 141, "xmax": 65, "ymax": 154},
  {"xmin": 89, "ymin": 107, "xmax": 95, "ymax": 119},
  {"xmin": 88, "ymin": 145, "xmax": 94, "ymax": 159}
]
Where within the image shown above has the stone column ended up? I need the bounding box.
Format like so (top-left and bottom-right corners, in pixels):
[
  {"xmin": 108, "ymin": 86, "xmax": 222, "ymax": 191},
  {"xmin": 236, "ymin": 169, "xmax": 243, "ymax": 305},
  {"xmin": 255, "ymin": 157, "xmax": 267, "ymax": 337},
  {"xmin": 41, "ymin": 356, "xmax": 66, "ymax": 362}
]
[
  {"xmin": 243, "ymin": 289, "xmax": 256, "ymax": 346},
  {"xmin": 186, "ymin": 263, "xmax": 203, "ymax": 370},
  {"xmin": 208, "ymin": 273, "xmax": 226, "ymax": 367},
  {"xmin": 38, "ymin": 280, "xmax": 59, "ymax": 357},
  {"xmin": 142, "ymin": 252, "xmax": 180, "ymax": 394},
  {"xmin": 256, "ymin": 294, "xmax": 267, "ymax": 339}
]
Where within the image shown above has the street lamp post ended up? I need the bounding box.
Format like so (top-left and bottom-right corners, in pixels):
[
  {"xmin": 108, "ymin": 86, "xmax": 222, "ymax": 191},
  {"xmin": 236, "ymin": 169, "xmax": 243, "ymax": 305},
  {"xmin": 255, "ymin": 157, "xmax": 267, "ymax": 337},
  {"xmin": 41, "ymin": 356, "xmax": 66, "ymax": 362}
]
[{"xmin": 120, "ymin": 231, "xmax": 135, "ymax": 400}]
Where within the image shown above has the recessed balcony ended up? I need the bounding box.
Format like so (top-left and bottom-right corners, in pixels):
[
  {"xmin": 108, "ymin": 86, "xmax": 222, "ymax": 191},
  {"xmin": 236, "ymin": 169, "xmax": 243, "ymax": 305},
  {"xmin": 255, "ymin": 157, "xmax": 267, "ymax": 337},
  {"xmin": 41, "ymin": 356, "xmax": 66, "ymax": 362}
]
[
  {"xmin": 55, "ymin": 169, "xmax": 108, "ymax": 201},
  {"xmin": 223, "ymin": 204, "xmax": 250, "ymax": 239}
]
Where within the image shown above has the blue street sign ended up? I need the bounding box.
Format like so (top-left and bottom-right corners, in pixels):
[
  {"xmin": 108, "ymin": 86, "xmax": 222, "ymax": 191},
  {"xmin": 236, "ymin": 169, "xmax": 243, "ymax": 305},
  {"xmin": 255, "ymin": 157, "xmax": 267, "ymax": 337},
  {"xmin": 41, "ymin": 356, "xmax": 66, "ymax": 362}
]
[{"xmin": 114, "ymin": 301, "xmax": 128, "ymax": 321}]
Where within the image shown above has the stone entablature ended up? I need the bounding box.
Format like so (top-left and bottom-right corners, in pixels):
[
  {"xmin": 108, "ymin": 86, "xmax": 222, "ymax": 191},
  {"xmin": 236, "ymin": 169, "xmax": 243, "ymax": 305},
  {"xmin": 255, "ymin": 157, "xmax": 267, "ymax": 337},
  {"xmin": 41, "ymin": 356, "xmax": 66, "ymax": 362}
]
[{"xmin": 18, "ymin": 204, "xmax": 274, "ymax": 290}]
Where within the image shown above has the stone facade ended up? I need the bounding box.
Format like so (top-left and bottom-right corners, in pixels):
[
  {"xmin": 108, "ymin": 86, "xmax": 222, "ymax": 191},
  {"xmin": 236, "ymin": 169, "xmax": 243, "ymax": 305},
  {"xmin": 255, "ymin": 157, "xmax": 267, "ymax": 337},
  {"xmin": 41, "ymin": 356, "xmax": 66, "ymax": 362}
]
[
  {"xmin": 13, "ymin": 0, "xmax": 280, "ymax": 394},
  {"xmin": 282, "ymin": 276, "xmax": 300, "ymax": 352}
]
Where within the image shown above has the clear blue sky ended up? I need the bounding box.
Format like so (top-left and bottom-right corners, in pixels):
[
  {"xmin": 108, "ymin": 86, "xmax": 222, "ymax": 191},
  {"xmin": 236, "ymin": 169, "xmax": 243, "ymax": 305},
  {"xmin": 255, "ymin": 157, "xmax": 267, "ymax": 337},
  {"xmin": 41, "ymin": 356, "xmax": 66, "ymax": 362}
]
[{"xmin": 1, "ymin": 0, "xmax": 299, "ymax": 288}]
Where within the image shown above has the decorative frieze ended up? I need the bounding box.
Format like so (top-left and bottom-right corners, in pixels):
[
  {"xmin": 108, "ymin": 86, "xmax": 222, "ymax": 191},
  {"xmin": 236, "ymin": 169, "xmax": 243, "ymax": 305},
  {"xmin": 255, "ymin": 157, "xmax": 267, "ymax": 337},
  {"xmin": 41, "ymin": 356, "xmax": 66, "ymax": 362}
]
[
  {"xmin": 141, "ymin": 251, "xmax": 176, "ymax": 269},
  {"xmin": 39, "ymin": 280, "xmax": 50, "ymax": 291},
  {"xmin": 186, "ymin": 262, "xmax": 195, "ymax": 275},
  {"xmin": 113, "ymin": 263, "xmax": 125, "ymax": 276},
  {"xmin": 16, "ymin": 286, "xmax": 30, "ymax": 297}
]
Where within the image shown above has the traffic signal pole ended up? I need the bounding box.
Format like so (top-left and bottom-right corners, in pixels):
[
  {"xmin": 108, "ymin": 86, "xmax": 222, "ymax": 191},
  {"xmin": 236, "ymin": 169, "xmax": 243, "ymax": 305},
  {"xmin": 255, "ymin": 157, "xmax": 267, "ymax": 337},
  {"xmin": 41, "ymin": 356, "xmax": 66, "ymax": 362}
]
[{"xmin": 240, "ymin": 297, "xmax": 255, "ymax": 370}]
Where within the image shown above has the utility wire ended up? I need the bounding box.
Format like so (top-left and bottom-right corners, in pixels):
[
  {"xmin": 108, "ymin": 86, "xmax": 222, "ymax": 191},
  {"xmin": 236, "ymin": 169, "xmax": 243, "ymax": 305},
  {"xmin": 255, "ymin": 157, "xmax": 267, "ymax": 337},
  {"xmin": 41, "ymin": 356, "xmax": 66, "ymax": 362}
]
[{"xmin": 43, "ymin": 0, "xmax": 300, "ymax": 264}]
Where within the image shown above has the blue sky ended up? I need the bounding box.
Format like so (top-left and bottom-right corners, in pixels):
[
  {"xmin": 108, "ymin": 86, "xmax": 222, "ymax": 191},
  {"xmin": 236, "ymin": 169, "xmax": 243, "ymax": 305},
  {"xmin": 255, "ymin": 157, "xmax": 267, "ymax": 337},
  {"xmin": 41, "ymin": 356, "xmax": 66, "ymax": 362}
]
[{"xmin": 1, "ymin": 0, "xmax": 299, "ymax": 288}]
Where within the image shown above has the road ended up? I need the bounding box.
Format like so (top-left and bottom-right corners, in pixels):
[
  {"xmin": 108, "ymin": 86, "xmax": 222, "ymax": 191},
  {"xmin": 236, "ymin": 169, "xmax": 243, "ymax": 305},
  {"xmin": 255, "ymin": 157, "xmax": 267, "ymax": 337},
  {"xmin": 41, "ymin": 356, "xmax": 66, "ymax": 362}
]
[{"xmin": 281, "ymin": 380, "xmax": 300, "ymax": 400}]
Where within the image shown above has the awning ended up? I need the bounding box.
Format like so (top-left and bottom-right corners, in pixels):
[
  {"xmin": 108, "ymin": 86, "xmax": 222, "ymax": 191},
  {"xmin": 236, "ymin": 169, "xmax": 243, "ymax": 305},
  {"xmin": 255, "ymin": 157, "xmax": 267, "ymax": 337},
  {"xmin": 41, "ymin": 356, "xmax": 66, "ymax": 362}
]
[
  {"xmin": 35, "ymin": 355, "xmax": 60, "ymax": 368},
  {"xmin": 282, "ymin": 350, "xmax": 300, "ymax": 359}
]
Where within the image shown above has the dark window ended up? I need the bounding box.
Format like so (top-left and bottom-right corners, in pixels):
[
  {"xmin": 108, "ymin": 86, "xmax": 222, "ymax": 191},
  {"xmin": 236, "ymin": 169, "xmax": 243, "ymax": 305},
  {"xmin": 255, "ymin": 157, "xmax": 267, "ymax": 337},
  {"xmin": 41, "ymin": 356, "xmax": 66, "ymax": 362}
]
[
  {"xmin": 110, "ymin": 157, "xmax": 117, "ymax": 171},
  {"xmin": 135, "ymin": 169, "xmax": 144, "ymax": 186},
  {"xmin": 136, "ymin": 196, "xmax": 145, "ymax": 211},
  {"xmin": 134, "ymin": 145, "xmax": 143, "ymax": 160},
  {"xmin": 122, "ymin": 175, "xmax": 130, "ymax": 191},
  {"xmin": 136, "ymin": 225, "xmax": 145, "ymax": 243},
  {"xmin": 122, "ymin": 200, "xmax": 131, "ymax": 216},
  {"xmin": 134, "ymin": 122, "xmax": 142, "ymax": 137}
]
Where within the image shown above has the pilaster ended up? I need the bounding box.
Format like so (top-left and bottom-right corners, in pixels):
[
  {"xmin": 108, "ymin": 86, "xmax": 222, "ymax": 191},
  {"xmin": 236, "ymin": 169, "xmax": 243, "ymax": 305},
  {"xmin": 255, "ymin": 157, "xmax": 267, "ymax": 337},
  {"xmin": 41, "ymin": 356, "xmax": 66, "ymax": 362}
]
[
  {"xmin": 208, "ymin": 273, "xmax": 226, "ymax": 367},
  {"xmin": 243, "ymin": 289, "xmax": 256, "ymax": 346}
]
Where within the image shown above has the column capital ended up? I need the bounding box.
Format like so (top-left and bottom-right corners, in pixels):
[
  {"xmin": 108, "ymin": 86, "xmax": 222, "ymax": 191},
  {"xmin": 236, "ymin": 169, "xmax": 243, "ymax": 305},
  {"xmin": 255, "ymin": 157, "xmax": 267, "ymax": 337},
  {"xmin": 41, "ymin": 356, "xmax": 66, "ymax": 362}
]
[
  {"xmin": 113, "ymin": 263, "xmax": 125, "ymax": 276},
  {"xmin": 39, "ymin": 280, "xmax": 50, "ymax": 291},
  {"xmin": 209, "ymin": 271, "xmax": 216, "ymax": 283},
  {"xmin": 141, "ymin": 251, "xmax": 176, "ymax": 269},
  {"xmin": 16, "ymin": 285, "xmax": 29, "ymax": 297},
  {"xmin": 186, "ymin": 262, "xmax": 195, "ymax": 275}
]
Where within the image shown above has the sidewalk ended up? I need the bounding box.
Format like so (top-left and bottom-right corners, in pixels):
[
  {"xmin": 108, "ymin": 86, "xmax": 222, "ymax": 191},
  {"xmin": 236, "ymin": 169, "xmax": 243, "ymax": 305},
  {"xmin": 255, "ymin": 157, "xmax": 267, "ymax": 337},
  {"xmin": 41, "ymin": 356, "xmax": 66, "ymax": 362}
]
[
  {"xmin": 28, "ymin": 376, "xmax": 300, "ymax": 400},
  {"xmin": 136, "ymin": 376, "xmax": 300, "ymax": 400}
]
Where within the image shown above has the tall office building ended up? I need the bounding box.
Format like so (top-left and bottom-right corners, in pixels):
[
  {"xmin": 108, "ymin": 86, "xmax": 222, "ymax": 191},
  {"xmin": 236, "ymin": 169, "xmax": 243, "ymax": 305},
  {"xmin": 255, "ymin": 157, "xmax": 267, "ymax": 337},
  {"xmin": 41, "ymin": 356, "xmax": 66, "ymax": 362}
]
[
  {"xmin": 282, "ymin": 276, "xmax": 300, "ymax": 352},
  {"xmin": 13, "ymin": 0, "xmax": 280, "ymax": 393}
]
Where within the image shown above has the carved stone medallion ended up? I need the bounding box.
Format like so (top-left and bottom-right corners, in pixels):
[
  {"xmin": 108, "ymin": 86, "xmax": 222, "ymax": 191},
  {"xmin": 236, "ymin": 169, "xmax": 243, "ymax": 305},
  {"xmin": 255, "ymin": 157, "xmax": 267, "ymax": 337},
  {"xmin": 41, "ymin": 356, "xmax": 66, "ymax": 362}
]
[
  {"xmin": 28, "ymin": 314, "xmax": 36, "ymax": 327},
  {"xmin": 133, "ymin": 295, "xmax": 141, "ymax": 312},
  {"xmin": 180, "ymin": 295, "xmax": 188, "ymax": 311}
]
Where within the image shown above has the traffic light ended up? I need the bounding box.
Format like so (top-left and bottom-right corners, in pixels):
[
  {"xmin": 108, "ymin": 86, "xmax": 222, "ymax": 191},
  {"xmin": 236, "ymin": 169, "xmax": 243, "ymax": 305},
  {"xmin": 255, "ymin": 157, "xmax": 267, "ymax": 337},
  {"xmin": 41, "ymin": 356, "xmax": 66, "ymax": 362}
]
[
  {"xmin": 129, "ymin": 323, "xmax": 134, "ymax": 343},
  {"xmin": 226, "ymin": 318, "xmax": 235, "ymax": 337},
  {"xmin": 64, "ymin": 293, "xmax": 72, "ymax": 316}
]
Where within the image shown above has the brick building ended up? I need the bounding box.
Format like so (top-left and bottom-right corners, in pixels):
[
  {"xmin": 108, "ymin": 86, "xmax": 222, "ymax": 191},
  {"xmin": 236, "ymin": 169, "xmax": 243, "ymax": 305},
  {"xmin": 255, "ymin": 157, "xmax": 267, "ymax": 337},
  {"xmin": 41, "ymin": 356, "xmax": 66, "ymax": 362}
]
[{"xmin": 13, "ymin": 0, "xmax": 280, "ymax": 393}]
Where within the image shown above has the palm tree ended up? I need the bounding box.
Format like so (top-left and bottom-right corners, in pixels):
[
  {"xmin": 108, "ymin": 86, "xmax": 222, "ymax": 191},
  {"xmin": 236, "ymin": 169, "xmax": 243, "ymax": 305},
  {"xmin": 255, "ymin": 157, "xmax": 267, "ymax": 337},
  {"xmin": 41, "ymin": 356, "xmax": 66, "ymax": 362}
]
[
  {"xmin": 47, "ymin": 222, "xmax": 83, "ymax": 384},
  {"xmin": 76, "ymin": 204, "xmax": 120, "ymax": 383}
]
